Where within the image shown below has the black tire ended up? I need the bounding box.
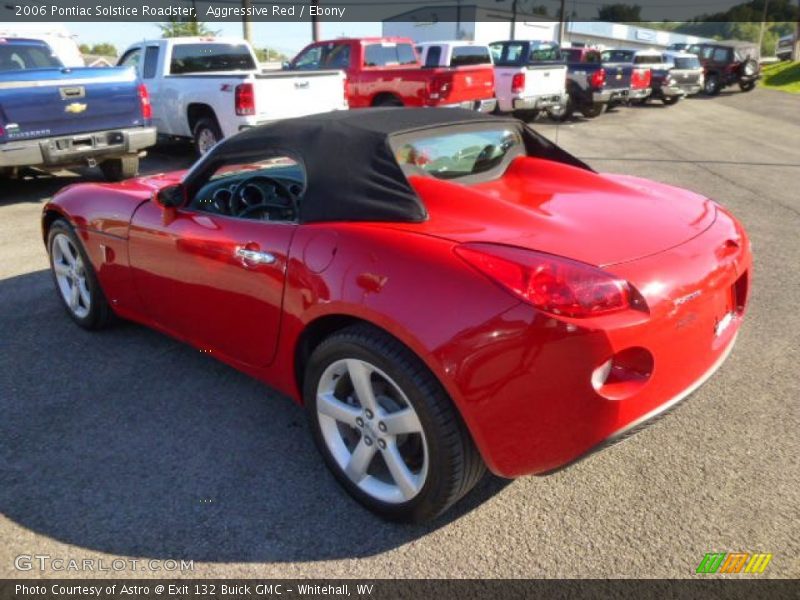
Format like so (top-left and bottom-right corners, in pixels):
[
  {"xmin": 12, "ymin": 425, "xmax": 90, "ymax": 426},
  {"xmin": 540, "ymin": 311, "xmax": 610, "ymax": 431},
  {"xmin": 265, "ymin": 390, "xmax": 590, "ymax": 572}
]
[
  {"xmin": 547, "ymin": 100, "xmax": 573, "ymax": 122},
  {"xmin": 704, "ymin": 74, "xmax": 721, "ymax": 96},
  {"xmin": 304, "ymin": 324, "xmax": 486, "ymax": 523},
  {"xmin": 47, "ymin": 219, "xmax": 114, "ymax": 330},
  {"xmin": 372, "ymin": 95, "xmax": 404, "ymax": 107},
  {"xmin": 581, "ymin": 102, "xmax": 605, "ymax": 118},
  {"xmin": 662, "ymin": 95, "xmax": 680, "ymax": 105},
  {"xmin": 631, "ymin": 97, "xmax": 649, "ymax": 106},
  {"xmin": 739, "ymin": 80, "xmax": 756, "ymax": 92},
  {"xmin": 192, "ymin": 116, "xmax": 223, "ymax": 156},
  {"xmin": 99, "ymin": 155, "xmax": 139, "ymax": 182}
]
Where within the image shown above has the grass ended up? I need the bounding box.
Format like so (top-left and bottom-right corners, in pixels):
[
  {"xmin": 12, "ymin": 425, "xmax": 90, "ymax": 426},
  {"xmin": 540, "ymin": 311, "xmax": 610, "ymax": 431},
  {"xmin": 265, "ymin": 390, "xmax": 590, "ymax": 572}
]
[{"xmin": 760, "ymin": 61, "xmax": 800, "ymax": 94}]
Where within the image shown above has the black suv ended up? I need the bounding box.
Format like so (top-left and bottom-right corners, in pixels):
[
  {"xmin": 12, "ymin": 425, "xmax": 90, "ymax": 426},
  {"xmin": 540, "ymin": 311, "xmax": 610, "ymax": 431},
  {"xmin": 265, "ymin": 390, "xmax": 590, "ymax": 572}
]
[{"xmin": 688, "ymin": 41, "xmax": 760, "ymax": 95}]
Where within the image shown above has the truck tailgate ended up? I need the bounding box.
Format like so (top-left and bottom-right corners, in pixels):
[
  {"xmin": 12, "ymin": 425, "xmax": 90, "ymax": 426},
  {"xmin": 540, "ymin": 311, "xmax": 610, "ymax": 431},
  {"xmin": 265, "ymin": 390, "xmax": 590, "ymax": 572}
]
[
  {"xmin": 254, "ymin": 70, "xmax": 345, "ymax": 120},
  {"xmin": 523, "ymin": 64, "xmax": 567, "ymax": 96},
  {"xmin": 0, "ymin": 67, "xmax": 143, "ymax": 142},
  {"xmin": 437, "ymin": 65, "xmax": 495, "ymax": 103},
  {"xmin": 602, "ymin": 63, "xmax": 632, "ymax": 90}
]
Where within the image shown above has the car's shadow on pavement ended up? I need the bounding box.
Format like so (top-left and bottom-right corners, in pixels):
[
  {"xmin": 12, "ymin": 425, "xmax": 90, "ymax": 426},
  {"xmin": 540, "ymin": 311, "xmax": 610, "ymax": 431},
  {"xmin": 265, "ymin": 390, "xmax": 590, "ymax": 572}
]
[{"xmin": 0, "ymin": 270, "xmax": 512, "ymax": 563}]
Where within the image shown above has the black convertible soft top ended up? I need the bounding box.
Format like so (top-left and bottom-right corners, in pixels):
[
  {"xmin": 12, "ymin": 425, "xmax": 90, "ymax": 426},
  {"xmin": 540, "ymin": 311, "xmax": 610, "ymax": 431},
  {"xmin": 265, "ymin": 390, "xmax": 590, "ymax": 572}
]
[{"xmin": 186, "ymin": 108, "xmax": 592, "ymax": 224}]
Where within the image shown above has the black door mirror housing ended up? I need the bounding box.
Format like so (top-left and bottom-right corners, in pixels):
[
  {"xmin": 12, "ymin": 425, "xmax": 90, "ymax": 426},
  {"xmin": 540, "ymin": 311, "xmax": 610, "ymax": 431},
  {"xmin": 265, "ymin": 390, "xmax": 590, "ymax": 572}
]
[{"xmin": 154, "ymin": 184, "xmax": 186, "ymax": 209}]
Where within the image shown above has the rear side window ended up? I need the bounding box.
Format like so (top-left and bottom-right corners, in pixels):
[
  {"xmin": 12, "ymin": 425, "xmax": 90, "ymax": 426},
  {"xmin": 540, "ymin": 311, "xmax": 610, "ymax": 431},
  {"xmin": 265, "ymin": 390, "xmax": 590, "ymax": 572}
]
[
  {"xmin": 143, "ymin": 46, "xmax": 159, "ymax": 78},
  {"xmin": 170, "ymin": 43, "xmax": 256, "ymax": 74},
  {"xmin": 423, "ymin": 45, "xmax": 442, "ymax": 68},
  {"xmin": 450, "ymin": 46, "xmax": 492, "ymax": 67},
  {"xmin": 583, "ymin": 51, "xmax": 602, "ymax": 64},
  {"xmin": 0, "ymin": 41, "xmax": 62, "ymax": 71},
  {"xmin": 712, "ymin": 47, "xmax": 730, "ymax": 62},
  {"xmin": 392, "ymin": 127, "xmax": 525, "ymax": 182},
  {"xmin": 363, "ymin": 43, "xmax": 417, "ymax": 67}
]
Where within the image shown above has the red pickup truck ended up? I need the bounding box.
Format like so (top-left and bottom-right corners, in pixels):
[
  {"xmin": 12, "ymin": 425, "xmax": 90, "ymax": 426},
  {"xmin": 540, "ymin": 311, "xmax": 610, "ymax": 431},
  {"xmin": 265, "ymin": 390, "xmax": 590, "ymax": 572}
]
[{"xmin": 288, "ymin": 37, "xmax": 496, "ymax": 111}]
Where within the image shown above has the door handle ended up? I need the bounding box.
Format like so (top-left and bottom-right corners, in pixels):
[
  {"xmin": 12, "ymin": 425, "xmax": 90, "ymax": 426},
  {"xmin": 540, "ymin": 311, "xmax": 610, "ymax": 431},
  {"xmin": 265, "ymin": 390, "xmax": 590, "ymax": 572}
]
[
  {"xmin": 235, "ymin": 247, "xmax": 276, "ymax": 265},
  {"xmin": 294, "ymin": 81, "xmax": 310, "ymax": 89}
]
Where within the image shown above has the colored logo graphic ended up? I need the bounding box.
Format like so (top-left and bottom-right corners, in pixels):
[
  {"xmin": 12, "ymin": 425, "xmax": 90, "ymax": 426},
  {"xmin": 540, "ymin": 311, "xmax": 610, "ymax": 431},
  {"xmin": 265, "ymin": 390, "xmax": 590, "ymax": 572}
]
[{"xmin": 696, "ymin": 552, "xmax": 772, "ymax": 574}]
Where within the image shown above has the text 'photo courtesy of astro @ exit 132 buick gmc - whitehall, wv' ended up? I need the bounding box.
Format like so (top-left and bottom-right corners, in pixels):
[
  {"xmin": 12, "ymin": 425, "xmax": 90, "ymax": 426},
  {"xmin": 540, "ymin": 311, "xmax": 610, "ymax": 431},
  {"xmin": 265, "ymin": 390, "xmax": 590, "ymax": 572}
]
[{"xmin": 1, "ymin": 2, "xmax": 799, "ymax": 593}]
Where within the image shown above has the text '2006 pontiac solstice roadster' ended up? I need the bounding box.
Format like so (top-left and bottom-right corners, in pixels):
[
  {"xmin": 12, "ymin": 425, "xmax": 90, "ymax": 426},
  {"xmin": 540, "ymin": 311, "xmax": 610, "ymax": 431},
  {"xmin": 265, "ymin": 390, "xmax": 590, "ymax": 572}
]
[{"xmin": 43, "ymin": 109, "xmax": 751, "ymax": 522}]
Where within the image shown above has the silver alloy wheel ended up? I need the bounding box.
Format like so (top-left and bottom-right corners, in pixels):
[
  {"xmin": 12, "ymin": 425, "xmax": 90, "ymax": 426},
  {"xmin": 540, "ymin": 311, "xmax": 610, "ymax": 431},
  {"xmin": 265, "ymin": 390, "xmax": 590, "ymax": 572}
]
[
  {"xmin": 316, "ymin": 358, "xmax": 429, "ymax": 504},
  {"xmin": 51, "ymin": 233, "xmax": 91, "ymax": 319},
  {"xmin": 196, "ymin": 128, "xmax": 218, "ymax": 155}
]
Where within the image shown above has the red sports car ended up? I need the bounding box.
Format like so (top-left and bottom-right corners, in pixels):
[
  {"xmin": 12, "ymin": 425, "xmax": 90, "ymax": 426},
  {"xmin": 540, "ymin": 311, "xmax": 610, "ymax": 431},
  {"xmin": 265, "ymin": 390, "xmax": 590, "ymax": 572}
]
[{"xmin": 43, "ymin": 109, "xmax": 751, "ymax": 522}]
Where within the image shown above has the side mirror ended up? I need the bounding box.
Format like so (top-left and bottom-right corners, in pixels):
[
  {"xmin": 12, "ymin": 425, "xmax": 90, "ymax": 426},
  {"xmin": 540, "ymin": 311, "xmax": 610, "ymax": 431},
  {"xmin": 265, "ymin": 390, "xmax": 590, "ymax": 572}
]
[{"xmin": 154, "ymin": 184, "xmax": 185, "ymax": 209}]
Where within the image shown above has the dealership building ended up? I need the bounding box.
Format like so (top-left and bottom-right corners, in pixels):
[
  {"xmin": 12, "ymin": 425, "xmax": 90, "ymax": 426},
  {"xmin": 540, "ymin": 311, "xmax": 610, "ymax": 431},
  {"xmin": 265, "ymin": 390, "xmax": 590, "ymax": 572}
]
[{"xmin": 383, "ymin": 6, "xmax": 713, "ymax": 49}]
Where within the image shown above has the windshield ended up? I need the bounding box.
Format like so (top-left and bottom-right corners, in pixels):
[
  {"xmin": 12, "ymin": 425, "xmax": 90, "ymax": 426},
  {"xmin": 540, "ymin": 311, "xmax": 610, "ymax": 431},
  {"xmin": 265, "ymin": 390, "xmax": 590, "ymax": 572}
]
[
  {"xmin": 0, "ymin": 40, "xmax": 62, "ymax": 71},
  {"xmin": 170, "ymin": 43, "xmax": 256, "ymax": 74},
  {"xmin": 392, "ymin": 127, "xmax": 524, "ymax": 182}
]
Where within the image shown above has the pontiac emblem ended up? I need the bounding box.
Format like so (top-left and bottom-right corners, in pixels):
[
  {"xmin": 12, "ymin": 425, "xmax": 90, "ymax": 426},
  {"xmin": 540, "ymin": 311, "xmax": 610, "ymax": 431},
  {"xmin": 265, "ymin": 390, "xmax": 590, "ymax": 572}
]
[{"xmin": 65, "ymin": 102, "xmax": 88, "ymax": 114}]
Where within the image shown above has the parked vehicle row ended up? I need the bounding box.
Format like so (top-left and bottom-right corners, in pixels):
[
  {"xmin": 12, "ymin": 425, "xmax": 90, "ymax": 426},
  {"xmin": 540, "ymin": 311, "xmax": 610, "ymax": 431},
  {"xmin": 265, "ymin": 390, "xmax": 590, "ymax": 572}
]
[{"xmin": 0, "ymin": 34, "xmax": 765, "ymax": 183}]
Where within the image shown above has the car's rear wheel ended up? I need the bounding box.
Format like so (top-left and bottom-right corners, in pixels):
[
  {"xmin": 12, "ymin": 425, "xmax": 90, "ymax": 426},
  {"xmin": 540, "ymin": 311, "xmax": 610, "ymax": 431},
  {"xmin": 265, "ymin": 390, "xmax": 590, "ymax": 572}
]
[
  {"xmin": 662, "ymin": 95, "xmax": 680, "ymax": 105},
  {"xmin": 193, "ymin": 117, "xmax": 223, "ymax": 156},
  {"xmin": 47, "ymin": 220, "xmax": 114, "ymax": 330},
  {"xmin": 372, "ymin": 95, "xmax": 404, "ymax": 107},
  {"xmin": 581, "ymin": 102, "xmax": 605, "ymax": 118},
  {"xmin": 304, "ymin": 325, "xmax": 486, "ymax": 522},
  {"xmin": 547, "ymin": 100, "xmax": 573, "ymax": 122},
  {"xmin": 739, "ymin": 80, "xmax": 756, "ymax": 92},
  {"xmin": 704, "ymin": 74, "xmax": 721, "ymax": 96},
  {"xmin": 99, "ymin": 155, "xmax": 139, "ymax": 182}
]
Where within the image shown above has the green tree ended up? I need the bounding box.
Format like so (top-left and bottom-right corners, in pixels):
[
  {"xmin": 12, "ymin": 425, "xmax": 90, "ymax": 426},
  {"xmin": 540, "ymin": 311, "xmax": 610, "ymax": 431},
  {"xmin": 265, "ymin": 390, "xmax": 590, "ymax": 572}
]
[
  {"xmin": 90, "ymin": 43, "xmax": 118, "ymax": 57},
  {"xmin": 254, "ymin": 47, "xmax": 289, "ymax": 63},
  {"xmin": 78, "ymin": 43, "xmax": 91, "ymax": 54},
  {"xmin": 158, "ymin": 20, "xmax": 219, "ymax": 38},
  {"xmin": 597, "ymin": 3, "xmax": 642, "ymax": 22}
]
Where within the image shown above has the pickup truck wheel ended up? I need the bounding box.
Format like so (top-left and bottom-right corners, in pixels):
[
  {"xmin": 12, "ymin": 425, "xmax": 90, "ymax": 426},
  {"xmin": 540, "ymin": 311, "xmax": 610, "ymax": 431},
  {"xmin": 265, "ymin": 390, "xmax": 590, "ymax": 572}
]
[
  {"xmin": 193, "ymin": 117, "xmax": 223, "ymax": 156},
  {"xmin": 48, "ymin": 219, "xmax": 114, "ymax": 330},
  {"xmin": 547, "ymin": 102, "xmax": 573, "ymax": 122},
  {"xmin": 99, "ymin": 155, "xmax": 139, "ymax": 182},
  {"xmin": 662, "ymin": 95, "xmax": 680, "ymax": 106},
  {"xmin": 739, "ymin": 80, "xmax": 756, "ymax": 92},
  {"xmin": 704, "ymin": 74, "xmax": 721, "ymax": 96},
  {"xmin": 581, "ymin": 103, "xmax": 605, "ymax": 119},
  {"xmin": 305, "ymin": 325, "xmax": 486, "ymax": 523}
]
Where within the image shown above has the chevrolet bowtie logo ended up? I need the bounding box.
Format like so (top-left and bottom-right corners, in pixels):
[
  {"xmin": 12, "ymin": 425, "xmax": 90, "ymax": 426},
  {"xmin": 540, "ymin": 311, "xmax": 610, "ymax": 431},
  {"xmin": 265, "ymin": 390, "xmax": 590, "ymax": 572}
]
[{"xmin": 65, "ymin": 102, "xmax": 87, "ymax": 114}]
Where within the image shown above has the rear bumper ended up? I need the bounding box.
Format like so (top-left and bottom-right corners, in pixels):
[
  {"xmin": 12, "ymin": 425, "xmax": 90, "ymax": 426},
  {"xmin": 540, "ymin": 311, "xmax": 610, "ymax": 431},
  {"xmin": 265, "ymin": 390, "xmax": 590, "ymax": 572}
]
[
  {"xmin": 447, "ymin": 207, "xmax": 751, "ymax": 478},
  {"xmin": 512, "ymin": 92, "xmax": 568, "ymax": 111},
  {"xmin": 657, "ymin": 84, "xmax": 689, "ymax": 98},
  {"xmin": 0, "ymin": 127, "xmax": 156, "ymax": 168},
  {"xmin": 628, "ymin": 87, "xmax": 652, "ymax": 100},
  {"xmin": 439, "ymin": 98, "xmax": 498, "ymax": 113},
  {"xmin": 593, "ymin": 88, "xmax": 630, "ymax": 103}
]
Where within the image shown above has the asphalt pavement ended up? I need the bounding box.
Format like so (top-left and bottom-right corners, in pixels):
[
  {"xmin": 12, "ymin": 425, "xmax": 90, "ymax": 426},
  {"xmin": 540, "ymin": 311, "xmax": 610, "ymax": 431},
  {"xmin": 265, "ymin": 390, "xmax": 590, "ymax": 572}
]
[{"xmin": 1, "ymin": 88, "xmax": 798, "ymax": 579}]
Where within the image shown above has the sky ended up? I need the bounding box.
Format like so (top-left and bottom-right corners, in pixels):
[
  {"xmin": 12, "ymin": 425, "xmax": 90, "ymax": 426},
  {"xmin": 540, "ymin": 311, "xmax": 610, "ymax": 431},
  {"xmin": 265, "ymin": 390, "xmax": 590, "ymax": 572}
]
[{"xmin": 17, "ymin": 21, "xmax": 382, "ymax": 56}]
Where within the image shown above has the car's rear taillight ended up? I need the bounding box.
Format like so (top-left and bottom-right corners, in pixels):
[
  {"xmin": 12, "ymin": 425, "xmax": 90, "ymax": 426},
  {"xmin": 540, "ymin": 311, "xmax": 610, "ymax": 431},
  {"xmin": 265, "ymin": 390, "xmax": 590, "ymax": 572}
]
[
  {"xmin": 455, "ymin": 243, "xmax": 632, "ymax": 318},
  {"xmin": 137, "ymin": 84, "xmax": 152, "ymax": 120},
  {"xmin": 511, "ymin": 72, "xmax": 526, "ymax": 94},
  {"xmin": 235, "ymin": 83, "xmax": 256, "ymax": 116},
  {"xmin": 428, "ymin": 75, "xmax": 452, "ymax": 101},
  {"xmin": 590, "ymin": 68, "xmax": 606, "ymax": 89},
  {"xmin": 632, "ymin": 68, "xmax": 651, "ymax": 89}
]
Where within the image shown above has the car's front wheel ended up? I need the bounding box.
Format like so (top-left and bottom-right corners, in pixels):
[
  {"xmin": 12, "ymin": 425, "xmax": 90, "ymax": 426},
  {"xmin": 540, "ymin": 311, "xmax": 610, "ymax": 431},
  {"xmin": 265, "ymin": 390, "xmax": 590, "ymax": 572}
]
[
  {"xmin": 581, "ymin": 102, "xmax": 605, "ymax": 118},
  {"xmin": 662, "ymin": 95, "xmax": 680, "ymax": 105},
  {"xmin": 47, "ymin": 219, "xmax": 114, "ymax": 330},
  {"xmin": 304, "ymin": 325, "xmax": 486, "ymax": 522},
  {"xmin": 739, "ymin": 80, "xmax": 756, "ymax": 92},
  {"xmin": 704, "ymin": 74, "xmax": 721, "ymax": 95}
]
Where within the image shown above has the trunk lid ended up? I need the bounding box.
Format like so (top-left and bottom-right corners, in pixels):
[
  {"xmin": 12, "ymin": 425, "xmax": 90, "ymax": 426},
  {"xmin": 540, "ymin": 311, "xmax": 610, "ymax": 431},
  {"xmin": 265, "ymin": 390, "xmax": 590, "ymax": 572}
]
[
  {"xmin": 0, "ymin": 67, "xmax": 143, "ymax": 141},
  {"xmin": 404, "ymin": 157, "xmax": 717, "ymax": 267}
]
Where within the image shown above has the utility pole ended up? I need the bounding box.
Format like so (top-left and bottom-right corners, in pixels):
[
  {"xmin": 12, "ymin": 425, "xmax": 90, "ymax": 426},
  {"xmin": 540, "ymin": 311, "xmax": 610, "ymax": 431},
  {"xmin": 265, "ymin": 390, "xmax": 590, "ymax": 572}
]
[
  {"xmin": 312, "ymin": 0, "xmax": 321, "ymax": 42},
  {"xmin": 558, "ymin": 0, "xmax": 567, "ymax": 45},
  {"xmin": 510, "ymin": 0, "xmax": 517, "ymax": 40},
  {"xmin": 794, "ymin": 0, "xmax": 800, "ymax": 60},
  {"xmin": 757, "ymin": 0, "xmax": 769, "ymax": 55},
  {"xmin": 242, "ymin": 0, "xmax": 253, "ymax": 43}
]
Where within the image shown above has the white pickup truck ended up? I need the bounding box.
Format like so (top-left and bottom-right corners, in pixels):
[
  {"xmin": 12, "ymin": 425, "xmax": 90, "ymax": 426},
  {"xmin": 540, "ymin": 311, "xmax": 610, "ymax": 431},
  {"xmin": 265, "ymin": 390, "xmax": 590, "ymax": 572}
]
[
  {"xmin": 118, "ymin": 37, "xmax": 348, "ymax": 154},
  {"xmin": 489, "ymin": 40, "xmax": 568, "ymax": 120}
]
